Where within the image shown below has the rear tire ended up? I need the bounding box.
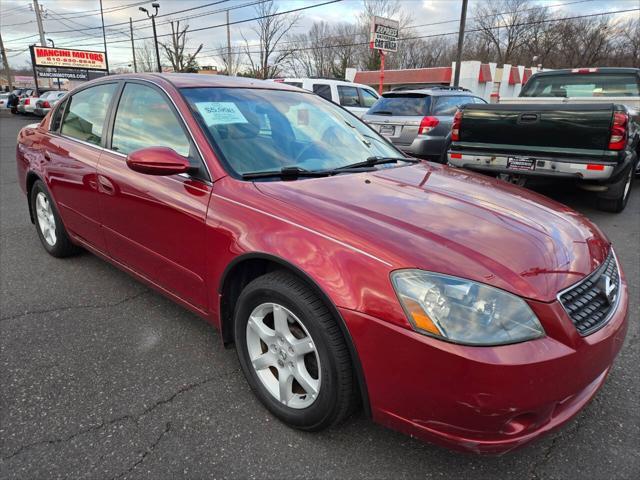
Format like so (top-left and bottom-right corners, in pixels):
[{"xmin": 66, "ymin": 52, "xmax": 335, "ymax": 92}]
[
  {"xmin": 234, "ymin": 270, "xmax": 356, "ymax": 431},
  {"xmin": 597, "ymin": 165, "xmax": 634, "ymax": 213},
  {"xmin": 30, "ymin": 180, "xmax": 79, "ymax": 257}
]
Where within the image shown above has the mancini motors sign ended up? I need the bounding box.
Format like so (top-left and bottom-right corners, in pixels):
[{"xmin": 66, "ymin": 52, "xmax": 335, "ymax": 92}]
[{"xmin": 31, "ymin": 46, "xmax": 108, "ymax": 71}]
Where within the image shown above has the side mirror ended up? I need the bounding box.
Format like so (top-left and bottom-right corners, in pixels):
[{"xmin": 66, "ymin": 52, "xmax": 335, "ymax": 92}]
[{"xmin": 126, "ymin": 147, "xmax": 191, "ymax": 176}]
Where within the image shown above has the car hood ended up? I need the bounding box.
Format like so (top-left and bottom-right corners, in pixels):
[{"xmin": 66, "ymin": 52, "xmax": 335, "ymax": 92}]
[{"xmin": 255, "ymin": 163, "xmax": 610, "ymax": 302}]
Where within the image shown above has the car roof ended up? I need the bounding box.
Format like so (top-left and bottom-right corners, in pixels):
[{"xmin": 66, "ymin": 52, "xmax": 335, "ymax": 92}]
[
  {"xmin": 90, "ymin": 73, "xmax": 303, "ymax": 92},
  {"xmin": 382, "ymin": 88, "xmax": 476, "ymax": 97},
  {"xmin": 275, "ymin": 78, "xmax": 376, "ymax": 89},
  {"xmin": 531, "ymin": 67, "xmax": 640, "ymax": 78}
]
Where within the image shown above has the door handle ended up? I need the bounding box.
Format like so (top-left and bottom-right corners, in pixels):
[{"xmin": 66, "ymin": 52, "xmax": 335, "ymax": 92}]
[
  {"xmin": 98, "ymin": 175, "xmax": 115, "ymax": 194},
  {"xmin": 43, "ymin": 151, "xmax": 51, "ymax": 161}
]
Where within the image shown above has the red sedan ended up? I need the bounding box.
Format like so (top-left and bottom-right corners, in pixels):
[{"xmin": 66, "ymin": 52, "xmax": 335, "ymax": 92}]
[{"xmin": 16, "ymin": 74, "xmax": 628, "ymax": 454}]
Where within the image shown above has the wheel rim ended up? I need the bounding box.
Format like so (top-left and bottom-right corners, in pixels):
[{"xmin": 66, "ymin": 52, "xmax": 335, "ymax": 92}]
[
  {"xmin": 35, "ymin": 192, "xmax": 56, "ymax": 246},
  {"xmin": 246, "ymin": 302, "xmax": 321, "ymax": 409}
]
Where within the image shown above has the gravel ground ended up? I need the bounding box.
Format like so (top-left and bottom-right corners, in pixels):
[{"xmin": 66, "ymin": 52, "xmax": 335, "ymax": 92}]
[{"xmin": 1, "ymin": 114, "xmax": 638, "ymax": 479}]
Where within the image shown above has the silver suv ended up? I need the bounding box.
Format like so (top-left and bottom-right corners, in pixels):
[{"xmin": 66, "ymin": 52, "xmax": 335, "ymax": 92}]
[{"xmin": 362, "ymin": 87, "xmax": 486, "ymax": 162}]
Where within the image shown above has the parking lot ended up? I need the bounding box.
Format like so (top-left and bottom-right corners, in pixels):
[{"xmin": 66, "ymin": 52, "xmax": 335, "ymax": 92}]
[{"xmin": 1, "ymin": 114, "xmax": 638, "ymax": 479}]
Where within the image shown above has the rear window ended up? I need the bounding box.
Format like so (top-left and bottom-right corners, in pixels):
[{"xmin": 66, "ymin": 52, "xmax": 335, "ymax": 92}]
[
  {"xmin": 521, "ymin": 73, "xmax": 640, "ymax": 97},
  {"xmin": 283, "ymin": 81, "xmax": 302, "ymax": 88},
  {"xmin": 432, "ymin": 95, "xmax": 479, "ymax": 115},
  {"xmin": 368, "ymin": 94, "xmax": 430, "ymax": 116}
]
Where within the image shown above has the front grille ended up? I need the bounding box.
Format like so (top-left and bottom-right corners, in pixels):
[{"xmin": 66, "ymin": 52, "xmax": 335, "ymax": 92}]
[{"xmin": 558, "ymin": 252, "xmax": 620, "ymax": 336}]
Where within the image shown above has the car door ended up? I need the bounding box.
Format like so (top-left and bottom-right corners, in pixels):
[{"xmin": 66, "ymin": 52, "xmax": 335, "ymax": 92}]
[
  {"xmin": 43, "ymin": 82, "xmax": 119, "ymax": 251},
  {"xmin": 97, "ymin": 81, "xmax": 211, "ymax": 309}
]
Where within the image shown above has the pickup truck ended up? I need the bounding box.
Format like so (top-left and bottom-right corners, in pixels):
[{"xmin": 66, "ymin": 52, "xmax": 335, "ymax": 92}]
[{"xmin": 448, "ymin": 68, "xmax": 640, "ymax": 212}]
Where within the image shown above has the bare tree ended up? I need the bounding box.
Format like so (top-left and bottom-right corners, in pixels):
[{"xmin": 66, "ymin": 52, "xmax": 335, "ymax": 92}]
[
  {"xmin": 243, "ymin": 0, "xmax": 300, "ymax": 79},
  {"xmin": 135, "ymin": 41, "xmax": 158, "ymax": 72},
  {"xmin": 215, "ymin": 42, "xmax": 242, "ymax": 75},
  {"xmin": 160, "ymin": 21, "xmax": 203, "ymax": 73},
  {"xmin": 471, "ymin": 0, "xmax": 551, "ymax": 65}
]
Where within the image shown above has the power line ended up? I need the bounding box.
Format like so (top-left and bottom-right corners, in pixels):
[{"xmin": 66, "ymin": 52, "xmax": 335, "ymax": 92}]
[
  {"xmin": 55, "ymin": 0, "xmax": 343, "ymax": 49},
  {"xmin": 48, "ymin": 0, "xmax": 262, "ymax": 36},
  {"xmin": 199, "ymin": 6, "xmax": 640, "ymax": 58},
  {"xmin": 4, "ymin": 0, "xmax": 232, "ymax": 32}
]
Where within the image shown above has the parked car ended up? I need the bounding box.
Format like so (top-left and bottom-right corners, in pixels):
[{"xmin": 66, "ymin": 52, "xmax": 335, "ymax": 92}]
[
  {"xmin": 16, "ymin": 97, "xmax": 27, "ymax": 114},
  {"xmin": 16, "ymin": 73, "xmax": 628, "ymax": 454},
  {"xmin": 34, "ymin": 91, "xmax": 67, "ymax": 117},
  {"xmin": 270, "ymin": 77, "xmax": 380, "ymax": 117},
  {"xmin": 18, "ymin": 89, "xmax": 57, "ymax": 115},
  {"xmin": 0, "ymin": 93, "xmax": 9, "ymax": 109},
  {"xmin": 362, "ymin": 87, "xmax": 487, "ymax": 162},
  {"xmin": 448, "ymin": 68, "xmax": 640, "ymax": 212}
]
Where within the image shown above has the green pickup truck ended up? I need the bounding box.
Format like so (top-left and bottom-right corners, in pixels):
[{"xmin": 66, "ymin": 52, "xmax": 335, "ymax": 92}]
[{"xmin": 448, "ymin": 68, "xmax": 640, "ymax": 212}]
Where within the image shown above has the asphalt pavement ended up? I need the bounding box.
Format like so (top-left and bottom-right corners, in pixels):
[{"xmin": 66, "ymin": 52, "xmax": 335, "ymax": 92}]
[{"xmin": 1, "ymin": 114, "xmax": 638, "ymax": 479}]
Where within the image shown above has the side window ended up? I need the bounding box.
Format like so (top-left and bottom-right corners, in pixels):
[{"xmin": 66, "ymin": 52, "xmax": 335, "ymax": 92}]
[
  {"xmin": 338, "ymin": 86, "xmax": 360, "ymax": 107},
  {"xmin": 432, "ymin": 96, "xmax": 475, "ymax": 116},
  {"xmin": 312, "ymin": 84, "xmax": 332, "ymax": 101},
  {"xmin": 111, "ymin": 83, "xmax": 190, "ymax": 157},
  {"xmin": 359, "ymin": 88, "xmax": 378, "ymax": 108},
  {"xmin": 50, "ymin": 98, "xmax": 68, "ymax": 132},
  {"xmin": 60, "ymin": 83, "xmax": 117, "ymax": 145}
]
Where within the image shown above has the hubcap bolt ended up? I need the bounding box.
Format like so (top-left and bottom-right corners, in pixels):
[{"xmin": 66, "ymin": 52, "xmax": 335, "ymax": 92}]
[
  {"xmin": 288, "ymin": 346, "xmax": 294, "ymax": 354},
  {"xmin": 277, "ymin": 359, "xmax": 284, "ymax": 367},
  {"xmin": 288, "ymin": 362, "xmax": 294, "ymax": 369},
  {"xmin": 270, "ymin": 344, "xmax": 276, "ymax": 352}
]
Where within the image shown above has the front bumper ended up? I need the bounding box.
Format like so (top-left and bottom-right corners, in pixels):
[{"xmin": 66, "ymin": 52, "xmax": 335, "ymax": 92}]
[
  {"xmin": 448, "ymin": 152, "xmax": 615, "ymax": 180},
  {"xmin": 340, "ymin": 278, "xmax": 628, "ymax": 454}
]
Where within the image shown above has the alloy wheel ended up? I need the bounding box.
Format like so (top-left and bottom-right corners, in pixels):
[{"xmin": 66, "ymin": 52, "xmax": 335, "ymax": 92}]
[
  {"xmin": 35, "ymin": 192, "xmax": 57, "ymax": 246},
  {"xmin": 246, "ymin": 302, "xmax": 321, "ymax": 409}
]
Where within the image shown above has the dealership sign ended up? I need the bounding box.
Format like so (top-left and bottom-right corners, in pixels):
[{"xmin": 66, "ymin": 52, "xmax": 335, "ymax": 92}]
[
  {"xmin": 369, "ymin": 16, "xmax": 399, "ymax": 52},
  {"xmin": 31, "ymin": 46, "xmax": 108, "ymax": 71}
]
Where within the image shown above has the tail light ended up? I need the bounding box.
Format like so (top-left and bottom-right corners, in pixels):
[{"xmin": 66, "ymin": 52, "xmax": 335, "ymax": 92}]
[
  {"xmin": 418, "ymin": 116, "xmax": 439, "ymax": 135},
  {"xmin": 608, "ymin": 112, "xmax": 628, "ymax": 150},
  {"xmin": 451, "ymin": 110, "xmax": 462, "ymax": 141},
  {"xmin": 42, "ymin": 101, "xmax": 51, "ymax": 108},
  {"xmin": 25, "ymin": 98, "xmax": 30, "ymax": 105}
]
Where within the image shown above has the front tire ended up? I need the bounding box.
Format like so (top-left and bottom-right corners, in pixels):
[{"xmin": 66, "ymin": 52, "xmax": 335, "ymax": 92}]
[
  {"xmin": 234, "ymin": 271, "xmax": 356, "ymax": 431},
  {"xmin": 30, "ymin": 180, "xmax": 79, "ymax": 257}
]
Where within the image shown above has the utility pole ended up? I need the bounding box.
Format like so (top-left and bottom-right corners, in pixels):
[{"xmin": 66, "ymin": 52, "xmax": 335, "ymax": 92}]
[
  {"xmin": 32, "ymin": 0, "xmax": 46, "ymax": 46},
  {"xmin": 140, "ymin": 3, "xmax": 162, "ymax": 73},
  {"xmin": 99, "ymin": 0, "xmax": 110, "ymax": 74},
  {"xmin": 0, "ymin": 32, "xmax": 12, "ymax": 90},
  {"xmin": 226, "ymin": 9, "xmax": 232, "ymax": 75},
  {"xmin": 130, "ymin": 18, "xmax": 137, "ymax": 72},
  {"xmin": 453, "ymin": 0, "xmax": 468, "ymax": 87}
]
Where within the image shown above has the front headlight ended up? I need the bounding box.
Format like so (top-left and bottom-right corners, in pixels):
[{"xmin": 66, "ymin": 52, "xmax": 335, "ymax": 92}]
[{"xmin": 391, "ymin": 270, "xmax": 544, "ymax": 346}]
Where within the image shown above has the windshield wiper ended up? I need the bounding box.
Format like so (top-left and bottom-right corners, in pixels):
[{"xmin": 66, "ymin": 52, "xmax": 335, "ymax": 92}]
[
  {"xmin": 241, "ymin": 166, "xmax": 334, "ymax": 180},
  {"xmin": 335, "ymin": 156, "xmax": 420, "ymax": 171}
]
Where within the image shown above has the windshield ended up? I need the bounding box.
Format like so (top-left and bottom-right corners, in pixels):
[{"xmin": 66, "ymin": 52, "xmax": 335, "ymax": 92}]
[
  {"xmin": 521, "ymin": 73, "xmax": 640, "ymax": 97},
  {"xmin": 367, "ymin": 93, "xmax": 431, "ymax": 116},
  {"xmin": 181, "ymin": 87, "xmax": 402, "ymax": 177}
]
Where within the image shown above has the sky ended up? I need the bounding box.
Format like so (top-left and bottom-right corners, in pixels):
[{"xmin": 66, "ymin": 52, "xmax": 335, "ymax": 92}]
[{"xmin": 1, "ymin": 0, "xmax": 638, "ymax": 72}]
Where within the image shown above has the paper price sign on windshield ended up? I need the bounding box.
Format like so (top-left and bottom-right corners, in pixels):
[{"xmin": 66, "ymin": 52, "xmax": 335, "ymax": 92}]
[{"xmin": 195, "ymin": 102, "xmax": 248, "ymax": 125}]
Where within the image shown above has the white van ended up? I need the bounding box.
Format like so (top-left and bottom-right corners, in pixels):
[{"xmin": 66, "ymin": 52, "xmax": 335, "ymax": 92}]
[{"xmin": 271, "ymin": 78, "xmax": 380, "ymax": 118}]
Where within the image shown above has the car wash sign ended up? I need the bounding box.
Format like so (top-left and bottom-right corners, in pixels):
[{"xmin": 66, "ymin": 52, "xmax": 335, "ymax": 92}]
[
  {"xmin": 370, "ymin": 16, "xmax": 399, "ymax": 52},
  {"xmin": 31, "ymin": 46, "xmax": 108, "ymax": 71}
]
